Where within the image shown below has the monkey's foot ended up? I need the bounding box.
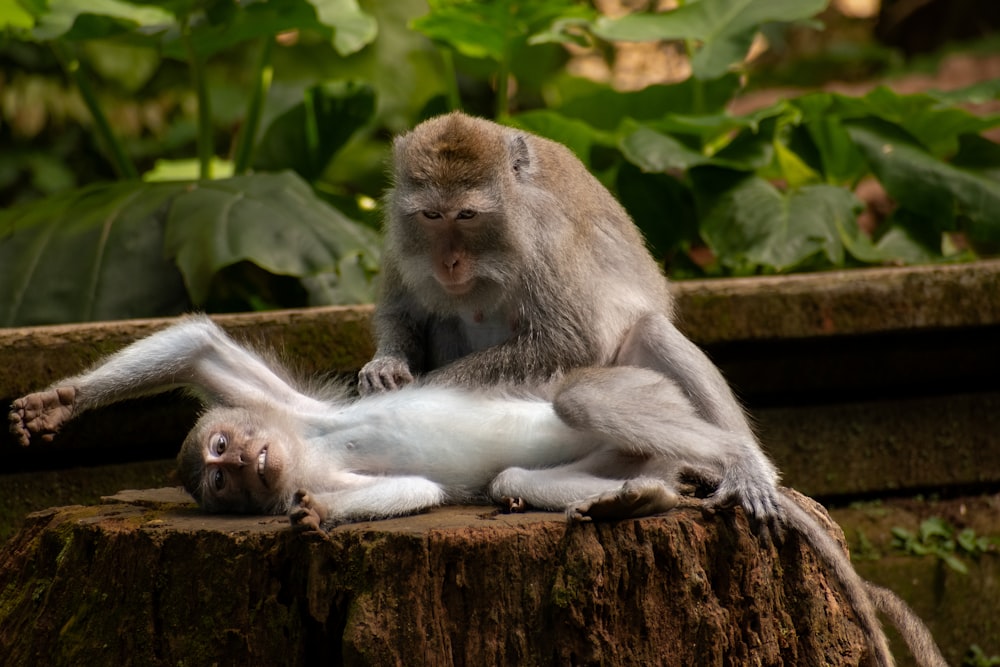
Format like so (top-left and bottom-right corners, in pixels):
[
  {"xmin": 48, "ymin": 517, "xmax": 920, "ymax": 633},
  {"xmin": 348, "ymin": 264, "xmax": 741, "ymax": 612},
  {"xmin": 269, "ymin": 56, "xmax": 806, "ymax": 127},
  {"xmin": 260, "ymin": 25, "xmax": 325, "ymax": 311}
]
[
  {"xmin": 289, "ymin": 490, "xmax": 330, "ymax": 533},
  {"xmin": 501, "ymin": 496, "xmax": 528, "ymax": 513},
  {"xmin": 567, "ymin": 478, "xmax": 680, "ymax": 522},
  {"xmin": 8, "ymin": 387, "xmax": 77, "ymax": 447},
  {"xmin": 709, "ymin": 471, "xmax": 781, "ymax": 521}
]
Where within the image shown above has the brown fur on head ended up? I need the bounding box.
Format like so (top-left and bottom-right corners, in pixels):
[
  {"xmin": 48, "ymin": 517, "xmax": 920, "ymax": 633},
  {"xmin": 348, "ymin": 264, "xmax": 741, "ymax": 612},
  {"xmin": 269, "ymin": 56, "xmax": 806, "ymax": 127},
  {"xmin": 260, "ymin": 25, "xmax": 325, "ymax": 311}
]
[{"xmin": 392, "ymin": 112, "xmax": 530, "ymax": 193}]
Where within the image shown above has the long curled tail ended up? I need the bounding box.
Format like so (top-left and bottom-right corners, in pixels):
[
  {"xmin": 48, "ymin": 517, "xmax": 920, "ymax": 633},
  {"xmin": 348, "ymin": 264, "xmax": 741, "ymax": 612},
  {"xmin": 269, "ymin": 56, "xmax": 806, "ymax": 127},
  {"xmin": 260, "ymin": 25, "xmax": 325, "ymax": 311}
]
[
  {"xmin": 863, "ymin": 581, "xmax": 948, "ymax": 667},
  {"xmin": 777, "ymin": 491, "xmax": 895, "ymax": 667}
]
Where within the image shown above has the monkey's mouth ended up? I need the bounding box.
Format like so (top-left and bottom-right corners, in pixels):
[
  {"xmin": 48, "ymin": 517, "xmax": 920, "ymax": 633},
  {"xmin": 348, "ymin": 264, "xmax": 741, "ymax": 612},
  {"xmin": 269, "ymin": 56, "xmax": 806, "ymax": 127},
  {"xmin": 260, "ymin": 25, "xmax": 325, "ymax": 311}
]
[
  {"xmin": 439, "ymin": 279, "xmax": 474, "ymax": 295},
  {"xmin": 257, "ymin": 447, "xmax": 269, "ymax": 487}
]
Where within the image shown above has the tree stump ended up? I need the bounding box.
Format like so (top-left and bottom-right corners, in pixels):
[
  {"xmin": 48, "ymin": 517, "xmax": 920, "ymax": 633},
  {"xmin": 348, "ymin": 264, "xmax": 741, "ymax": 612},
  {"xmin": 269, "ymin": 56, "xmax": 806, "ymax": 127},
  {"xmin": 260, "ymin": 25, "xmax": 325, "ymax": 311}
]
[{"xmin": 0, "ymin": 488, "xmax": 874, "ymax": 666}]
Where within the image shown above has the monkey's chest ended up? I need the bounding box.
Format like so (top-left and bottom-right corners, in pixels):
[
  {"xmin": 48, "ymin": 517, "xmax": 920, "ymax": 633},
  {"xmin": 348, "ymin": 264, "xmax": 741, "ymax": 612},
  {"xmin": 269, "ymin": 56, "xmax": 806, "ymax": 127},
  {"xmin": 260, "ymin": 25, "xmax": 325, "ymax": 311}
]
[{"xmin": 460, "ymin": 309, "xmax": 516, "ymax": 350}]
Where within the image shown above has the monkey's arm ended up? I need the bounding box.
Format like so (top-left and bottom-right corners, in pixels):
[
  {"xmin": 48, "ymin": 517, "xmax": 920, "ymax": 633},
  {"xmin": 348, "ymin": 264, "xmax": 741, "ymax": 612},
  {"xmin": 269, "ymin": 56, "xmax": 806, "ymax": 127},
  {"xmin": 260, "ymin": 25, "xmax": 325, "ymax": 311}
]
[
  {"xmin": 358, "ymin": 273, "xmax": 427, "ymax": 393},
  {"xmin": 9, "ymin": 315, "xmax": 319, "ymax": 446},
  {"xmin": 290, "ymin": 476, "xmax": 447, "ymax": 530}
]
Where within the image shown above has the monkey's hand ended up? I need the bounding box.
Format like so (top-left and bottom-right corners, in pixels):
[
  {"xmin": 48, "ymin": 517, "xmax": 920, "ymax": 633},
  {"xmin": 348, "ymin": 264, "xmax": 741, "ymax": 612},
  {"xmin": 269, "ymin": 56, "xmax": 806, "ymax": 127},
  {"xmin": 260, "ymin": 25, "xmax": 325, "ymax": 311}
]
[
  {"xmin": 8, "ymin": 386, "xmax": 78, "ymax": 447},
  {"xmin": 567, "ymin": 478, "xmax": 680, "ymax": 522},
  {"xmin": 290, "ymin": 490, "xmax": 334, "ymax": 533},
  {"xmin": 358, "ymin": 356, "xmax": 414, "ymax": 394}
]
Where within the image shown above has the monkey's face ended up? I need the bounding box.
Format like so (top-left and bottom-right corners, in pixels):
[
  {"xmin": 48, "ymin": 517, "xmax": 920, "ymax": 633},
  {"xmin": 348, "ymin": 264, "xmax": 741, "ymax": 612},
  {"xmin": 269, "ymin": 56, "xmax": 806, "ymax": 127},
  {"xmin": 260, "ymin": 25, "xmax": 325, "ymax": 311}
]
[
  {"xmin": 177, "ymin": 407, "xmax": 297, "ymax": 514},
  {"xmin": 390, "ymin": 190, "xmax": 516, "ymax": 312}
]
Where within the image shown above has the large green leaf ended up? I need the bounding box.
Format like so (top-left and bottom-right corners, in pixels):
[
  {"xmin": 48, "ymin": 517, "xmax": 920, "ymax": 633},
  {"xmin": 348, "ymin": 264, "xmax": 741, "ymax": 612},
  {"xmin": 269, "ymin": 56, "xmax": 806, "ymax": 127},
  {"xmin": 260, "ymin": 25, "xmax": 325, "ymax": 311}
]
[
  {"xmin": 0, "ymin": 172, "xmax": 380, "ymax": 326},
  {"xmin": 27, "ymin": 0, "xmax": 175, "ymax": 41},
  {"xmin": 695, "ymin": 173, "xmax": 865, "ymax": 272},
  {"xmin": 165, "ymin": 172, "xmax": 380, "ymax": 304},
  {"xmin": 842, "ymin": 87, "xmax": 1000, "ymax": 158},
  {"xmin": 619, "ymin": 119, "xmax": 771, "ymax": 173},
  {"xmin": 253, "ymin": 81, "xmax": 376, "ymax": 181},
  {"xmin": 0, "ymin": 180, "xmax": 191, "ymax": 326},
  {"xmin": 24, "ymin": 0, "xmax": 375, "ymax": 58},
  {"xmin": 592, "ymin": 0, "xmax": 827, "ymax": 79},
  {"xmin": 550, "ymin": 74, "xmax": 742, "ymax": 129},
  {"xmin": 160, "ymin": 0, "xmax": 377, "ymax": 59},
  {"xmin": 0, "ymin": 0, "xmax": 37, "ymax": 30},
  {"xmin": 846, "ymin": 118, "xmax": 1000, "ymax": 244},
  {"xmin": 411, "ymin": 0, "xmax": 587, "ymax": 63}
]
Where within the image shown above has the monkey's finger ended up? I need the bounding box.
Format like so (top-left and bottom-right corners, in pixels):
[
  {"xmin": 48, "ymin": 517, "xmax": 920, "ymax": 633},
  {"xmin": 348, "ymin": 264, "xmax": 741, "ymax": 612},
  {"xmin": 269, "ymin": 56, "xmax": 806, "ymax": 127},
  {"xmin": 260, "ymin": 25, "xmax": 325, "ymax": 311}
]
[{"xmin": 8, "ymin": 409, "xmax": 31, "ymax": 447}]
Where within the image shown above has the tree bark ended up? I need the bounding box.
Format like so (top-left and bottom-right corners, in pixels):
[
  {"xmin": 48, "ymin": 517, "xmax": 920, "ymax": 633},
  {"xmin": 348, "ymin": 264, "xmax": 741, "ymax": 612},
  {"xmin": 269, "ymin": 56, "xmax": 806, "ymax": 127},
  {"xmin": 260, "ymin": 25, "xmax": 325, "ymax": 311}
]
[{"xmin": 0, "ymin": 488, "xmax": 873, "ymax": 666}]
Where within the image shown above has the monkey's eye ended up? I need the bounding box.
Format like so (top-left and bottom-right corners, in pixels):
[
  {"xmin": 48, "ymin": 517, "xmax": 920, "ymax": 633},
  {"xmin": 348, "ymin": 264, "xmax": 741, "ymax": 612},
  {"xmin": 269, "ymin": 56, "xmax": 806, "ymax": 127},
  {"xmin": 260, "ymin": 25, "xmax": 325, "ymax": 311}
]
[
  {"xmin": 211, "ymin": 433, "xmax": 228, "ymax": 456},
  {"xmin": 421, "ymin": 210, "xmax": 442, "ymax": 220},
  {"xmin": 212, "ymin": 468, "xmax": 225, "ymax": 492},
  {"xmin": 456, "ymin": 209, "xmax": 476, "ymax": 220}
]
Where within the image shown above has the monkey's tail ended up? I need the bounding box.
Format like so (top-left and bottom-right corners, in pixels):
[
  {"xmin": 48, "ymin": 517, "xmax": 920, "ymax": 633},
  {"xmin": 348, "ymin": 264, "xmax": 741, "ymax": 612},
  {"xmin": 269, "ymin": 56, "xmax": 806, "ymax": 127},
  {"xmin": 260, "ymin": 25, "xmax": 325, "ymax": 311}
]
[
  {"xmin": 863, "ymin": 581, "xmax": 948, "ymax": 667},
  {"xmin": 777, "ymin": 493, "xmax": 896, "ymax": 667}
]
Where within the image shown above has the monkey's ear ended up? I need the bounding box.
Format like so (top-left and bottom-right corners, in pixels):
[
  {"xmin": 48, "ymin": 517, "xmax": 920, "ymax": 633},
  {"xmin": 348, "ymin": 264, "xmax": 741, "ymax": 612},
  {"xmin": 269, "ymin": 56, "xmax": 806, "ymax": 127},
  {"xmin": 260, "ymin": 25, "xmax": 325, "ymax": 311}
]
[{"xmin": 510, "ymin": 135, "xmax": 531, "ymax": 178}]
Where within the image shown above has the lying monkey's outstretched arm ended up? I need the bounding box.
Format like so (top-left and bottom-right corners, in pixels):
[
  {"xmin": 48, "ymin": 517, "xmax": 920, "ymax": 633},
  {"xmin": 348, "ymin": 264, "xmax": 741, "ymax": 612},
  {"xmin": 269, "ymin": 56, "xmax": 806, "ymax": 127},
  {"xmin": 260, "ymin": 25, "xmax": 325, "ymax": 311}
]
[
  {"xmin": 291, "ymin": 476, "xmax": 448, "ymax": 529},
  {"xmin": 9, "ymin": 315, "xmax": 321, "ymax": 446}
]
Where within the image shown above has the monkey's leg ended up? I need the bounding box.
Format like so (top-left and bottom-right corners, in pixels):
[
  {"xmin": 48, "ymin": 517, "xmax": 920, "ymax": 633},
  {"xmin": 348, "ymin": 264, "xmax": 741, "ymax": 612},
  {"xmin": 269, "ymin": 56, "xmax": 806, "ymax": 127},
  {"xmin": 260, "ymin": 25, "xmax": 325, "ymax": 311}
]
[
  {"xmin": 489, "ymin": 466, "xmax": 679, "ymax": 521},
  {"xmin": 567, "ymin": 477, "xmax": 680, "ymax": 522},
  {"xmin": 616, "ymin": 312, "xmax": 753, "ymax": 436},
  {"xmin": 554, "ymin": 363, "xmax": 781, "ymax": 519},
  {"xmin": 611, "ymin": 313, "xmax": 781, "ymax": 518},
  {"xmin": 290, "ymin": 476, "xmax": 447, "ymax": 527}
]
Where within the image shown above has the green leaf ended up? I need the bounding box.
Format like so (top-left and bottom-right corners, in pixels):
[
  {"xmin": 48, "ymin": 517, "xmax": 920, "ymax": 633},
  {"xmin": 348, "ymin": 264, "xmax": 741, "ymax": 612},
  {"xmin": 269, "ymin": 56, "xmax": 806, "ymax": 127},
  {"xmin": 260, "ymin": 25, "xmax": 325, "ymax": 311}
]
[
  {"xmin": 508, "ymin": 110, "xmax": 613, "ymax": 165},
  {"xmin": 695, "ymin": 173, "xmax": 864, "ymax": 272},
  {"xmin": 620, "ymin": 123, "xmax": 713, "ymax": 172},
  {"xmin": 163, "ymin": 0, "xmax": 376, "ymax": 59},
  {"xmin": 957, "ymin": 528, "xmax": 979, "ymax": 554},
  {"xmin": 0, "ymin": 180, "xmax": 191, "ymax": 326},
  {"xmin": 919, "ymin": 516, "xmax": 954, "ymax": 542},
  {"xmin": 846, "ymin": 117, "xmax": 1000, "ymax": 244},
  {"xmin": 0, "ymin": 173, "xmax": 380, "ymax": 325},
  {"xmin": 253, "ymin": 81, "xmax": 376, "ymax": 181},
  {"xmin": 144, "ymin": 158, "xmax": 235, "ymax": 182},
  {"xmin": 873, "ymin": 225, "xmax": 941, "ymax": 264},
  {"xmin": 312, "ymin": 0, "xmax": 378, "ymax": 56},
  {"xmin": 0, "ymin": 0, "xmax": 37, "ymax": 30},
  {"xmin": 164, "ymin": 171, "xmax": 380, "ymax": 304},
  {"xmin": 773, "ymin": 115, "xmax": 821, "ymax": 188},
  {"xmin": 412, "ymin": 0, "xmax": 585, "ymax": 62},
  {"xmin": 792, "ymin": 93, "xmax": 868, "ymax": 184},
  {"xmin": 30, "ymin": 0, "xmax": 175, "ymax": 41},
  {"xmin": 616, "ymin": 162, "xmax": 697, "ymax": 261},
  {"xmin": 300, "ymin": 251, "xmax": 379, "ymax": 306},
  {"xmin": 592, "ymin": 0, "xmax": 827, "ymax": 79},
  {"xmin": 938, "ymin": 552, "xmax": 969, "ymax": 575},
  {"xmin": 79, "ymin": 39, "xmax": 160, "ymax": 92},
  {"xmin": 550, "ymin": 74, "xmax": 742, "ymax": 128},
  {"xmin": 619, "ymin": 120, "xmax": 769, "ymax": 173},
  {"xmin": 855, "ymin": 86, "xmax": 1000, "ymax": 158}
]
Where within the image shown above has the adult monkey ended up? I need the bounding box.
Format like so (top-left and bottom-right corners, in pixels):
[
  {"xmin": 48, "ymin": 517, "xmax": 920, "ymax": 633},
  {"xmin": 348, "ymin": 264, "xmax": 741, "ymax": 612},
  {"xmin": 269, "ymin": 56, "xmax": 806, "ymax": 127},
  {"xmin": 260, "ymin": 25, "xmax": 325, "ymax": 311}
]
[
  {"xmin": 10, "ymin": 317, "xmax": 943, "ymax": 666},
  {"xmin": 360, "ymin": 111, "xmax": 776, "ymax": 518},
  {"xmin": 357, "ymin": 113, "xmax": 948, "ymax": 667}
]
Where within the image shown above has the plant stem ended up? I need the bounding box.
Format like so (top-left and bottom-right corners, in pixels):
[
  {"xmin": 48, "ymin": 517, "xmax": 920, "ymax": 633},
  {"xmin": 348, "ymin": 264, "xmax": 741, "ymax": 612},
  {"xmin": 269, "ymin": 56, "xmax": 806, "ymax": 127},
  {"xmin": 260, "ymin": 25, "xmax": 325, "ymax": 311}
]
[
  {"xmin": 183, "ymin": 28, "xmax": 214, "ymax": 179},
  {"xmin": 52, "ymin": 44, "xmax": 138, "ymax": 180},
  {"xmin": 439, "ymin": 47, "xmax": 461, "ymax": 112},
  {"xmin": 675, "ymin": 0, "xmax": 705, "ymax": 114},
  {"xmin": 234, "ymin": 37, "xmax": 274, "ymax": 175}
]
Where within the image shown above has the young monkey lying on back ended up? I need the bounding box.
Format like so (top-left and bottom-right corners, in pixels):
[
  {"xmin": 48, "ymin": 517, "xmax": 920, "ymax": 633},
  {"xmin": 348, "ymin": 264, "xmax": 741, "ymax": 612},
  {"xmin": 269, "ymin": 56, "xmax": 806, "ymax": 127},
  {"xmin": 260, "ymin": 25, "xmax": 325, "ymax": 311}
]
[{"xmin": 9, "ymin": 317, "xmax": 945, "ymax": 667}]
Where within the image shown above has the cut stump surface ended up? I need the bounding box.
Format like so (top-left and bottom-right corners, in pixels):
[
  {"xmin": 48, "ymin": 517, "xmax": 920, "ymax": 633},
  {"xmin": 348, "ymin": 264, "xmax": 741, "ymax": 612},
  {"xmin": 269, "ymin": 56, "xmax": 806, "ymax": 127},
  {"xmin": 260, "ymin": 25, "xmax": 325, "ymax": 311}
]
[{"xmin": 0, "ymin": 488, "xmax": 875, "ymax": 666}]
